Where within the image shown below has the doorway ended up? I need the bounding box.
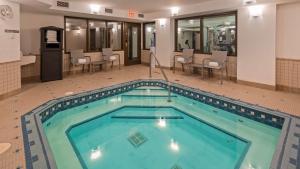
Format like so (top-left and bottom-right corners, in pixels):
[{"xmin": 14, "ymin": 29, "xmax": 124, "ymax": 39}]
[{"xmin": 123, "ymin": 23, "xmax": 141, "ymax": 65}]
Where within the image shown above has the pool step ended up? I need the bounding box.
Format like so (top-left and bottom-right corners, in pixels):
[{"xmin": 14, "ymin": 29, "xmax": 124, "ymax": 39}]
[
  {"xmin": 111, "ymin": 115, "xmax": 183, "ymax": 119},
  {"xmin": 121, "ymin": 95, "xmax": 177, "ymax": 98}
]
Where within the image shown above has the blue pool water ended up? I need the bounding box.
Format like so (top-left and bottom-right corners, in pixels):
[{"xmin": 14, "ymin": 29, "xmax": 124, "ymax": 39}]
[{"xmin": 43, "ymin": 87, "xmax": 281, "ymax": 169}]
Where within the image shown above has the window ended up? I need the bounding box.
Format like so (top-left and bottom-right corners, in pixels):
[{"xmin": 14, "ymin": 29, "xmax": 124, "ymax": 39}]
[
  {"xmin": 143, "ymin": 22, "xmax": 156, "ymax": 49},
  {"xmin": 88, "ymin": 20, "xmax": 106, "ymax": 51},
  {"xmin": 107, "ymin": 22, "xmax": 122, "ymax": 50},
  {"xmin": 65, "ymin": 18, "xmax": 87, "ymax": 52},
  {"xmin": 65, "ymin": 17, "xmax": 123, "ymax": 53},
  {"xmin": 176, "ymin": 19, "xmax": 201, "ymax": 51},
  {"xmin": 175, "ymin": 12, "xmax": 237, "ymax": 56},
  {"xmin": 203, "ymin": 15, "xmax": 236, "ymax": 56}
]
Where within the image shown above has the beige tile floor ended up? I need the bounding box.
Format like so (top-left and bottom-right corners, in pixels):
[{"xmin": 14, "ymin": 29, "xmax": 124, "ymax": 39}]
[{"xmin": 0, "ymin": 64, "xmax": 300, "ymax": 169}]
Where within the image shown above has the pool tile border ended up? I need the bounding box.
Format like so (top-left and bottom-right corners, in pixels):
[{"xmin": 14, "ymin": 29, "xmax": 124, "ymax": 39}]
[{"xmin": 21, "ymin": 79, "xmax": 299, "ymax": 169}]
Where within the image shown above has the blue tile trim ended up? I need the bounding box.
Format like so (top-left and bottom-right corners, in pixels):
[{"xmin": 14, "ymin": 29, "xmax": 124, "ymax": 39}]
[
  {"xmin": 21, "ymin": 115, "xmax": 33, "ymax": 169},
  {"xmin": 21, "ymin": 79, "xmax": 296, "ymax": 169}
]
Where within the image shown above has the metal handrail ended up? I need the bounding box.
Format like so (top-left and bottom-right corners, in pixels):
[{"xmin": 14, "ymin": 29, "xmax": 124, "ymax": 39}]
[{"xmin": 149, "ymin": 51, "xmax": 172, "ymax": 102}]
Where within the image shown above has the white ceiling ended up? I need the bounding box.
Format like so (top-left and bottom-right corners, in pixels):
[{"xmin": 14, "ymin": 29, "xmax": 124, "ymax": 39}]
[{"xmin": 68, "ymin": 0, "xmax": 215, "ymax": 13}]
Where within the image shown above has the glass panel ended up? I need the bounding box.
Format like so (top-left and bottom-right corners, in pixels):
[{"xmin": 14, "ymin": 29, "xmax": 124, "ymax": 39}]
[
  {"xmin": 144, "ymin": 23, "xmax": 156, "ymax": 49},
  {"xmin": 131, "ymin": 26, "xmax": 138, "ymax": 59},
  {"xmin": 203, "ymin": 15, "xmax": 236, "ymax": 56},
  {"xmin": 107, "ymin": 22, "xmax": 122, "ymax": 50},
  {"xmin": 65, "ymin": 18, "xmax": 87, "ymax": 52},
  {"xmin": 176, "ymin": 19, "xmax": 201, "ymax": 51},
  {"xmin": 88, "ymin": 20, "xmax": 106, "ymax": 51}
]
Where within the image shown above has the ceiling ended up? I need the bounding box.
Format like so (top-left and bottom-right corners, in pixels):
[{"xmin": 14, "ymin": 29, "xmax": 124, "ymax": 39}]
[{"xmin": 68, "ymin": 0, "xmax": 215, "ymax": 13}]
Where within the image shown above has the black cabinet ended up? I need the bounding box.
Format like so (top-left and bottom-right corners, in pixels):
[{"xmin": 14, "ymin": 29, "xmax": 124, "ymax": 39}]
[{"xmin": 40, "ymin": 26, "xmax": 63, "ymax": 82}]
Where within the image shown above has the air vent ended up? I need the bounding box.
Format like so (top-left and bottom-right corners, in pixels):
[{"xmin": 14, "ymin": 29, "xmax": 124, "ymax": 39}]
[
  {"xmin": 243, "ymin": 0, "xmax": 256, "ymax": 5},
  {"xmin": 105, "ymin": 8, "xmax": 113, "ymax": 14},
  {"xmin": 57, "ymin": 1, "xmax": 69, "ymax": 8},
  {"xmin": 138, "ymin": 14, "xmax": 144, "ymax": 18}
]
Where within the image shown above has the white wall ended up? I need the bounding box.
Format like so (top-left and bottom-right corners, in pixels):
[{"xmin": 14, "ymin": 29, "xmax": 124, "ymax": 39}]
[
  {"xmin": 20, "ymin": 11, "xmax": 64, "ymax": 55},
  {"xmin": 155, "ymin": 19, "xmax": 173, "ymax": 67},
  {"xmin": 276, "ymin": 2, "xmax": 300, "ymax": 59},
  {"xmin": 237, "ymin": 4, "xmax": 276, "ymax": 86},
  {"xmin": 0, "ymin": 0, "xmax": 20, "ymax": 63}
]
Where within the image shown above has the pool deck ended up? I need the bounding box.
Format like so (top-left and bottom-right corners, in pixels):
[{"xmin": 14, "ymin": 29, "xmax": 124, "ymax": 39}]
[{"xmin": 0, "ymin": 64, "xmax": 300, "ymax": 169}]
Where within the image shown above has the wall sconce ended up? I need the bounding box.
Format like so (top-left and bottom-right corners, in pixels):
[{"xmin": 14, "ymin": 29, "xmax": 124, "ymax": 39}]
[
  {"xmin": 170, "ymin": 7, "xmax": 179, "ymax": 16},
  {"xmin": 90, "ymin": 4, "xmax": 101, "ymax": 14},
  {"xmin": 248, "ymin": 5, "xmax": 264, "ymax": 18},
  {"xmin": 159, "ymin": 18, "xmax": 167, "ymax": 28}
]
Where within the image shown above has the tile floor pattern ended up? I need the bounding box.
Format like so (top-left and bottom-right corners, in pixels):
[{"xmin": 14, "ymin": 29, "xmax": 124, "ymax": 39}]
[{"xmin": 0, "ymin": 65, "xmax": 300, "ymax": 169}]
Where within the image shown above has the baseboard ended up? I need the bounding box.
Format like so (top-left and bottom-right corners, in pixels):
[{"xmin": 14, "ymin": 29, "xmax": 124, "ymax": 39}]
[
  {"xmin": 21, "ymin": 76, "xmax": 40, "ymax": 84},
  {"xmin": 237, "ymin": 80, "xmax": 276, "ymax": 90},
  {"xmin": 276, "ymin": 85, "xmax": 300, "ymax": 93},
  {"xmin": 0, "ymin": 88, "xmax": 21, "ymax": 101}
]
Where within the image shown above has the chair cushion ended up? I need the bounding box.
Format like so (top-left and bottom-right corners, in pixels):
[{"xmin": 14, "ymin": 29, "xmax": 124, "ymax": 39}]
[
  {"xmin": 208, "ymin": 62, "xmax": 219, "ymax": 67},
  {"xmin": 110, "ymin": 56, "xmax": 117, "ymax": 61},
  {"xmin": 177, "ymin": 57, "xmax": 186, "ymax": 63},
  {"xmin": 78, "ymin": 58, "xmax": 87, "ymax": 64}
]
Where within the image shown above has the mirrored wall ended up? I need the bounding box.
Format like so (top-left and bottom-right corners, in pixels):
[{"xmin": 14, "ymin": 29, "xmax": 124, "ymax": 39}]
[
  {"xmin": 65, "ymin": 17, "xmax": 123, "ymax": 53},
  {"xmin": 143, "ymin": 22, "xmax": 156, "ymax": 49},
  {"xmin": 175, "ymin": 12, "xmax": 237, "ymax": 56}
]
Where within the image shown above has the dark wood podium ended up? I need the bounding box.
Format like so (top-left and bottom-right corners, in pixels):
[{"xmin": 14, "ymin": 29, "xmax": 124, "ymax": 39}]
[{"xmin": 40, "ymin": 26, "xmax": 63, "ymax": 82}]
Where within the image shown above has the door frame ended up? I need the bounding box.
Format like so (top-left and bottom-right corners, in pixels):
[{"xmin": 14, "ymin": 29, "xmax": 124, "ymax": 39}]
[{"xmin": 123, "ymin": 22, "xmax": 141, "ymax": 66}]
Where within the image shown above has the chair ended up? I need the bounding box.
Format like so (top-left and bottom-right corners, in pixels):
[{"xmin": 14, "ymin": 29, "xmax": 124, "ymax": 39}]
[
  {"xmin": 70, "ymin": 49, "xmax": 91, "ymax": 73},
  {"xmin": 102, "ymin": 48, "xmax": 121, "ymax": 70},
  {"xmin": 202, "ymin": 51, "xmax": 228, "ymax": 84},
  {"xmin": 173, "ymin": 49, "xmax": 194, "ymax": 73}
]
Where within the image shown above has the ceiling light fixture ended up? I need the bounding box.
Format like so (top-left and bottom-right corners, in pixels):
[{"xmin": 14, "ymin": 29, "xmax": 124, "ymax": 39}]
[{"xmin": 170, "ymin": 7, "xmax": 179, "ymax": 16}]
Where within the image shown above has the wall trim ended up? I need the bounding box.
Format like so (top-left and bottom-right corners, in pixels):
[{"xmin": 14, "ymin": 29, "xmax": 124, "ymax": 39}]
[
  {"xmin": 237, "ymin": 80, "xmax": 276, "ymax": 90},
  {"xmin": 276, "ymin": 57, "xmax": 300, "ymax": 62},
  {"xmin": 276, "ymin": 85, "xmax": 300, "ymax": 93},
  {"xmin": 0, "ymin": 89, "xmax": 22, "ymax": 101}
]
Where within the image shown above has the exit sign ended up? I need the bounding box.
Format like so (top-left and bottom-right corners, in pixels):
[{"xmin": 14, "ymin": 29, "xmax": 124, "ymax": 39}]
[{"xmin": 128, "ymin": 10, "xmax": 136, "ymax": 17}]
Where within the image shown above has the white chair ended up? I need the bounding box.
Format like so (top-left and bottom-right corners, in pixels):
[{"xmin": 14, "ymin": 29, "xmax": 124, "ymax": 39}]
[
  {"xmin": 102, "ymin": 48, "xmax": 121, "ymax": 70},
  {"xmin": 70, "ymin": 49, "xmax": 91, "ymax": 73},
  {"xmin": 202, "ymin": 51, "xmax": 228, "ymax": 84},
  {"xmin": 173, "ymin": 49, "xmax": 194, "ymax": 73}
]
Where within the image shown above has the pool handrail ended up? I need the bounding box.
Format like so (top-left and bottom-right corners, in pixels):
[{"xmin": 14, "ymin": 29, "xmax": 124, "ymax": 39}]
[{"xmin": 149, "ymin": 51, "xmax": 172, "ymax": 102}]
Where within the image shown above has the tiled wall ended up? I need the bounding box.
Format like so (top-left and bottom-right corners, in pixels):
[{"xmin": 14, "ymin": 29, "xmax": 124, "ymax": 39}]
[
  {"xmin": 276, "ymin": 58, "xmax": 300, "ymax": 92},
  {"xmin": 0, "ymin": 61, "xmax": 21, "ymax": 96},
  {"xmin": 21, "ymin": 51, "xmax": 124, "ymax": 80}
]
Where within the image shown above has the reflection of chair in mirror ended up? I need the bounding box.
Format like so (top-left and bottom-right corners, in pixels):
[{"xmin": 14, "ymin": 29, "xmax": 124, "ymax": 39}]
[
  {"xmin": 102, "ymin": 48, "xmax": 121, "ymax": 70},
  {"xmin": 202, "ymin": 51, "xmax": 228, "ymax": 84},
  {"xmin": 70, "ymin": 49, "xmax": 91, "ymax": 74},
  {"xmin": 173, "ymin": 49, "xmax": 194, "ymax": 73}
]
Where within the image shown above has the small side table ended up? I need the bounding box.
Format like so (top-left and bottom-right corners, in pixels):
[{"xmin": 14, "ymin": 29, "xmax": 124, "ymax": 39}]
[{"xmin": 90, "ymin": 60, "xmax": 106, "ymax": 73}]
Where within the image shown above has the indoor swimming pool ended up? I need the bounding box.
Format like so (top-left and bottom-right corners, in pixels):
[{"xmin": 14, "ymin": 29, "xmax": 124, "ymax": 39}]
[{"xmin": 22, "ymin": 80, "xmax": 289, "ymax": 169}]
